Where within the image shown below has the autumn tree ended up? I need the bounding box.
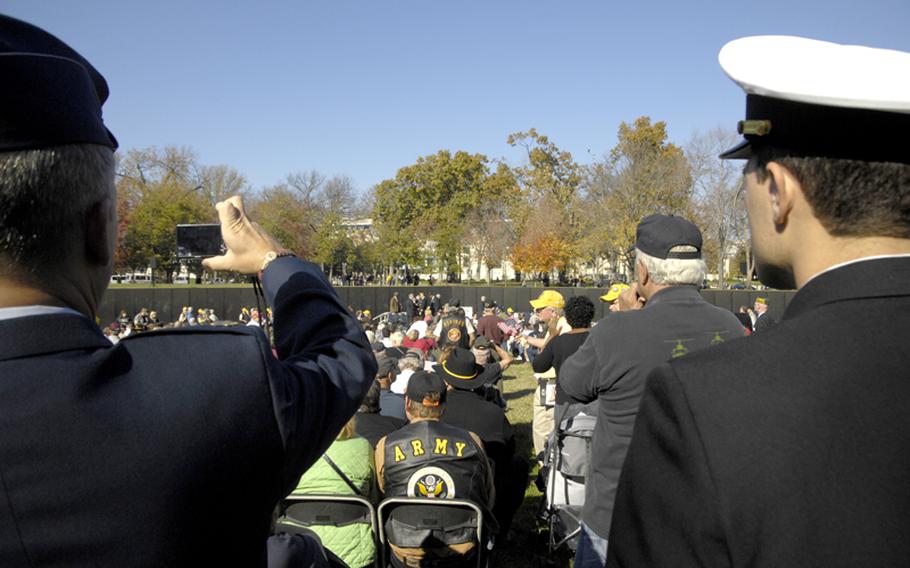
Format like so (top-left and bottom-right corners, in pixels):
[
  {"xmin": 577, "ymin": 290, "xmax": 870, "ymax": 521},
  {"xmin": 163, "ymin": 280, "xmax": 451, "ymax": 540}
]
[
  {"xmin": 248, "ymin": 171, "xmax": 358, "ymax": 271},
  {"xmin": 115, "ymin": 146, "xmax": 215, "ymax": 280},
  {"xmin": 587, "ymin": 117, "xmax": 693, "ymax": 276},
  {"xmin": 687, "ymin": 127, "xmax": 749, "ymax": 286},
  {"xmin": 372, "ymin": 150, "xmax": 517, "ymax": 281},
  {"xmin": 509, "ymin": 199, "xmax": 576, "ymax": 280},
  {"xmin": 506, "ymin": 129, "xmax": 583, "ymax": 281}
]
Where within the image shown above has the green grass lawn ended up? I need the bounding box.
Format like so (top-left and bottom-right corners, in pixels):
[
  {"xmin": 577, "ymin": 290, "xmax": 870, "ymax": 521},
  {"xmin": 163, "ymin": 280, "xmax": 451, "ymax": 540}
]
[{"xmin": 495, "ymin": 361, "xmax": 570, "ymax": 568}]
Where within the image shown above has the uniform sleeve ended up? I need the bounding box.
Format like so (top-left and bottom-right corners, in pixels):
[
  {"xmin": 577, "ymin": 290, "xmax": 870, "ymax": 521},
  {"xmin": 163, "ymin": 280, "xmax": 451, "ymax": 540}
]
[
  {"xmin": 607, "ymin": 364, "xmax": 730, "ymax": 568},
  {"xmin": 558, "ymin": 327, "xmax": 600, "ymax": 403},
  {"xmin": 260, "ymin": 257, "xmax": 378, "ymax": 495}
]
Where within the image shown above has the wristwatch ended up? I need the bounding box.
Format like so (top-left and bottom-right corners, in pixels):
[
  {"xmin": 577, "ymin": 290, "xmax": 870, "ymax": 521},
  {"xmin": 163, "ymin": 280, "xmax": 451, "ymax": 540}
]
[{"xmin": 261, "ymin": 250, "xmax": 296, "ymax": 272}]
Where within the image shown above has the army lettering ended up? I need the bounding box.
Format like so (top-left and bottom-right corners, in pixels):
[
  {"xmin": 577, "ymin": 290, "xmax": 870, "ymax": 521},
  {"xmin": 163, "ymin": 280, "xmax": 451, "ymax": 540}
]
[{"xmin": 391, "ymin": 437, "xmax": 468, "ymax": 461}]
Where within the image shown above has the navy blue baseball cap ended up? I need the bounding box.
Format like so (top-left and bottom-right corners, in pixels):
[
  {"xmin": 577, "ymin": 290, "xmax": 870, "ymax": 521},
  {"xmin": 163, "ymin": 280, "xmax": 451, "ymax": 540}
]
[
  {"xmin": 635, "ymin": 215, "xmax": 703, "ymax": 260},
  {"xmin": 0, "ymin": 15, "xmax": 117, "ymax": 151}
]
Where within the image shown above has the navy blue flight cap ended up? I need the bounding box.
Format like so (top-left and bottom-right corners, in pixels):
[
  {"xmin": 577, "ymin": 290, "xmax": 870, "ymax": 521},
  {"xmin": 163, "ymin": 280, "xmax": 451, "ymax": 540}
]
[
  {"xmin": 635, "ymin": 214, "xmax": 702, "ymax": 260},
  {"xmin": 0, "ymin": 15, "xmax": 118, "ymax": 151}
]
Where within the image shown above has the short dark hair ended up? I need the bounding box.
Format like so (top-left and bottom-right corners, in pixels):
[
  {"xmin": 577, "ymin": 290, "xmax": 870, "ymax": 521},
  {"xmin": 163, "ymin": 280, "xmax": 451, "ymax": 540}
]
[
  {"xmin": 748, "ymin": 147, "xmax": 910, "ymax": 238},
  {"xmin": 0, "ymin": 144, "xmax": 115, "ymax": 284},
  {"xmin": 359, "ymin": 381, "xmax": 381, "ymax": 413},
  {"xmin": 564, "ymin": 296, "xmax": 595, "ymax": 329}
]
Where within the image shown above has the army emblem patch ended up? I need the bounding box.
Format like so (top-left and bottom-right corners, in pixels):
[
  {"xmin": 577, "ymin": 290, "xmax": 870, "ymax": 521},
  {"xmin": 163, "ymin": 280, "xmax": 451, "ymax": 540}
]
[
  {"xmin": 447, "ymin": 327, "xmax": 462, "ymax": 343},
  {"xmin": 407, "ymin": 466, "xmax": 456, "ymax": 499}
]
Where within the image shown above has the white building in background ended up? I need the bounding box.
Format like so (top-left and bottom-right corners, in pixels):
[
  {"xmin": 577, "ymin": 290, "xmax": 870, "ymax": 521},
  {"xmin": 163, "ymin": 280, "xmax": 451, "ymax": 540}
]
[
  {"xmin": 339, "ymin": 217, "xmax": 631, "ymax": 283},
  {"xmin": 342, "ymin": 217, "xmax": 377, "ymax": 245}
]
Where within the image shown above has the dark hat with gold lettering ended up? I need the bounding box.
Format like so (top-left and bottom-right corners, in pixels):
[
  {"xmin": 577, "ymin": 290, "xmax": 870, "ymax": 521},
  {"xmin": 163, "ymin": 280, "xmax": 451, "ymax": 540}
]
[
  {"xmin": 0, "ymin": 15, "xmax": 117, "ymax": 150},
  {"xmin": 718, "ymin": 36, "xmax": 910, "ymax": 163}
]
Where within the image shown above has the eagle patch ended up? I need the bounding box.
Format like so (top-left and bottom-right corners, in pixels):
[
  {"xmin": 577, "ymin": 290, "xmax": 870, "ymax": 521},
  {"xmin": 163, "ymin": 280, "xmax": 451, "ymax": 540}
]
[{"xmin": 406, "ymin": 466, "xmax": 456, "ymax": 499}]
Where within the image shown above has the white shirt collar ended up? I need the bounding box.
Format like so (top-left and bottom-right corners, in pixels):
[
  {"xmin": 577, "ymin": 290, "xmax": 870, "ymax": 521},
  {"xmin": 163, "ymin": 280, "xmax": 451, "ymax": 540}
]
[
  {"xmin": 803, "ymin": 253, "xmax": 910, "ymax": 286},
  {"xmin": 0, "ymin": 305, "xmax": 85, "ymax": 322}
]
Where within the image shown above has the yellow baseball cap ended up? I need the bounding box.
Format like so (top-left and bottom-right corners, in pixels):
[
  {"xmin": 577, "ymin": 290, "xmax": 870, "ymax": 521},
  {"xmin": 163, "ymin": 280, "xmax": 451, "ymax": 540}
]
[
  {"xmin": 530, "ymin": 290, "xmax": 565, "ymax": 309},
  {"xmin": 600, "ymin": 283, "xmax": 630, "ymax": 303}
]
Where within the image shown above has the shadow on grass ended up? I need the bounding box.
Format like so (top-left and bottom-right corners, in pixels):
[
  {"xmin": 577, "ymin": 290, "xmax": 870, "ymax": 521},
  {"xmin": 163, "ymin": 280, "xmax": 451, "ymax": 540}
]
[{"xmin": 504, "ymin": 387, "xmax": 536, "ymax": 401}]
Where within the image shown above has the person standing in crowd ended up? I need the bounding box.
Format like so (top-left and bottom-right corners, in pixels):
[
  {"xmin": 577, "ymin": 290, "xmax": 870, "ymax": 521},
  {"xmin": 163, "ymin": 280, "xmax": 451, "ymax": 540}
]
[
  {"xmin": 600, "ymin": 282, "xmax": 645, "ymax": 313},
  {"xmin": 436, "ymin": 349, "xmax": 528, "ymax": 543},
  {"xmin": 405, "ymin": 293, "xmax": 417, "ymax": 322},
  {"xmin": 429, "ymin": 293, "xmax": 442, "ymax": 317},
  {"xmin": 389, "ymin": 291, "xmax": 400, "ymax": 314},
  {"xmin": 560, "ymin": 214, "xmax": 744, "ymax": 567},
  {"xmin": 523, "ymin": 290, "xmax": 571, "ymax": 459},
  {"xmin": 0, "ymin": 16, "xmax": 375, "ymax": 565},
  {"xmin": 752, "ymin": 296, "xmax": 775, "ymax": 331},
  {"xmin": 433, "ymin": 298, "xmax": 475, "ymax": 349},
  {"xmin": 608, "ymin": 37, "xmax": 910, "ymax": 567},
  {"xmin": 532, "ymin": 295, "xmax": 596, "ymax": 407},
  {"xmin": 476, "ymin": 300, "xmax": 505, "ymax": 345},
  {"xmin": 735, "ymin": 304, "xmax": 754, "ymax": 333}
]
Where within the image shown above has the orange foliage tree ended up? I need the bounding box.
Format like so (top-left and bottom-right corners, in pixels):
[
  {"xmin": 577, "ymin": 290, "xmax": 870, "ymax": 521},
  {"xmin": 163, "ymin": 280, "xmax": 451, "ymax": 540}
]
[{"xmin": 509, "ymin": 231, "xmax": 575, "ymax": 277}]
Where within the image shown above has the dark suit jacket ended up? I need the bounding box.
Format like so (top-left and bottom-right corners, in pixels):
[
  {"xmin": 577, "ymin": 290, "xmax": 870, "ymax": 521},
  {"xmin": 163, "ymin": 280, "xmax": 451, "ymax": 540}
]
[
  {"xmin": 608, "ymin": 257, "xmax": 910, "ymax": 567},
  {"xmin": 560, "ymin": 285, "xmax": 745, "ymax": 539},
  {"xmin": 0, "ymin": 257, "xmax": 376, "ymax": 567}
]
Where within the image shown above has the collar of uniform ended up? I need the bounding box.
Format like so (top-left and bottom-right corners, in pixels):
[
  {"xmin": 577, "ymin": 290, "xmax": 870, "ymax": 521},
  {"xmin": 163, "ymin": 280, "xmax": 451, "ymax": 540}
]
[
  {"xmin": 643, "ymin": 284, "xmax": 703, "ymax": 308},
  {"xmin": 0, "ymin": 305, "xmax": 83, "ymax": 321},
  {"xmin": 783, "ymin": 256, "xmax": 910, "ymax": 321},
  {"xmin": 0, "ymin": 312, "xmax": 110, "ymax": 361}
]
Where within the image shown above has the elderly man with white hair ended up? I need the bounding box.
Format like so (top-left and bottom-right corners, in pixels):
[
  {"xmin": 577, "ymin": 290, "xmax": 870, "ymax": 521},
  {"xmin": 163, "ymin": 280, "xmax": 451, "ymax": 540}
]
[{"xmin": 559, "ymin": 214, "xmax": 744, "ymax": 567}]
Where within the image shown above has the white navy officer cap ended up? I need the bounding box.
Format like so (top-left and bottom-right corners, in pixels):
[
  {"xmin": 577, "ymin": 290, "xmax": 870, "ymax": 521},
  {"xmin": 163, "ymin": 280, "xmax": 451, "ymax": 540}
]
[{"xmin": 718, "ymin": 36, "xmax": 910, "ymax": 164}]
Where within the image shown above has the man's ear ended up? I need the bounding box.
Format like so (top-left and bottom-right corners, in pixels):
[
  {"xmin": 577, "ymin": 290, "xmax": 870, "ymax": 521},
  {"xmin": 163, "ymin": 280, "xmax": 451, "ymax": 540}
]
[
  {"xmin": 636, "ymin": 259, "xmax": 649, "ymax": 287},
  {"xmin": 766, "ymin": 162, "xmax": 799, "ymax": 229},
  {"xmin": 85, "ymin": 197, "xmax": 115, "ymax": 266}
]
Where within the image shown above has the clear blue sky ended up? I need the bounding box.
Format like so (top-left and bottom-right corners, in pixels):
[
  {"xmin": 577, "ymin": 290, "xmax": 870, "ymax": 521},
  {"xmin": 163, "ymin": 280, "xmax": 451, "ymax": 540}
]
[{"xmin": 5, "ymin": 1, "xmax": 908, "ymax": 195}]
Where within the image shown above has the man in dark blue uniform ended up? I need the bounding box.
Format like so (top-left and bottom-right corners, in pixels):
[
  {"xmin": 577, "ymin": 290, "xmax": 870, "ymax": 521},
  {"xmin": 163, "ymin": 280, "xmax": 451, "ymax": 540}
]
[
  {"xmin": 0, "ymin": 16, "xmax": 375, "ymax": 566},
  {"xmin": 608, "ymin": 37, "xmax": 910, "ymax": 567}
]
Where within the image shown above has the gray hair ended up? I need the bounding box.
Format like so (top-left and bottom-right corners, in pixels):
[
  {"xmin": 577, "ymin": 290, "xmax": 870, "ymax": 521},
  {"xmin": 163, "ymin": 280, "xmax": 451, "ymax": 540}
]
[
  {"xmin": 399, "ymin": 353, "xmax": 423, "ymax": 372},
  {"xmin": 0, "ymin": 144, "xmax": 115, "ymax": 282},
  {"xmin": 635, "ymin": 246, "xmax": 706, "ymax": 286}
]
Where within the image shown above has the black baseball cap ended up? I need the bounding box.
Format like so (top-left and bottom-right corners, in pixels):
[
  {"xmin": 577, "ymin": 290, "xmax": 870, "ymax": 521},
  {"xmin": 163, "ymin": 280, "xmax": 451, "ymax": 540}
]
[
  {"xmin": 405, "ymin": 371, "xmax": 447, "ymax": 406},
  {"xmin": 635, "ymin": 214, "xmax": 702, "ymax": 260},
  {"xmin": 0, "ymin": 15, "xmax": 118, "ymax": 150}
]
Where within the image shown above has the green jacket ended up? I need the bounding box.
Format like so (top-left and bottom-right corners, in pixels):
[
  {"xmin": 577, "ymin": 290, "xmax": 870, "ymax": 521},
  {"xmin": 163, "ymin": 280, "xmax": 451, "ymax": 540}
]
[{"xmin": 291, "ymin": 436, "xmax": 377, "ymax": 568}]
